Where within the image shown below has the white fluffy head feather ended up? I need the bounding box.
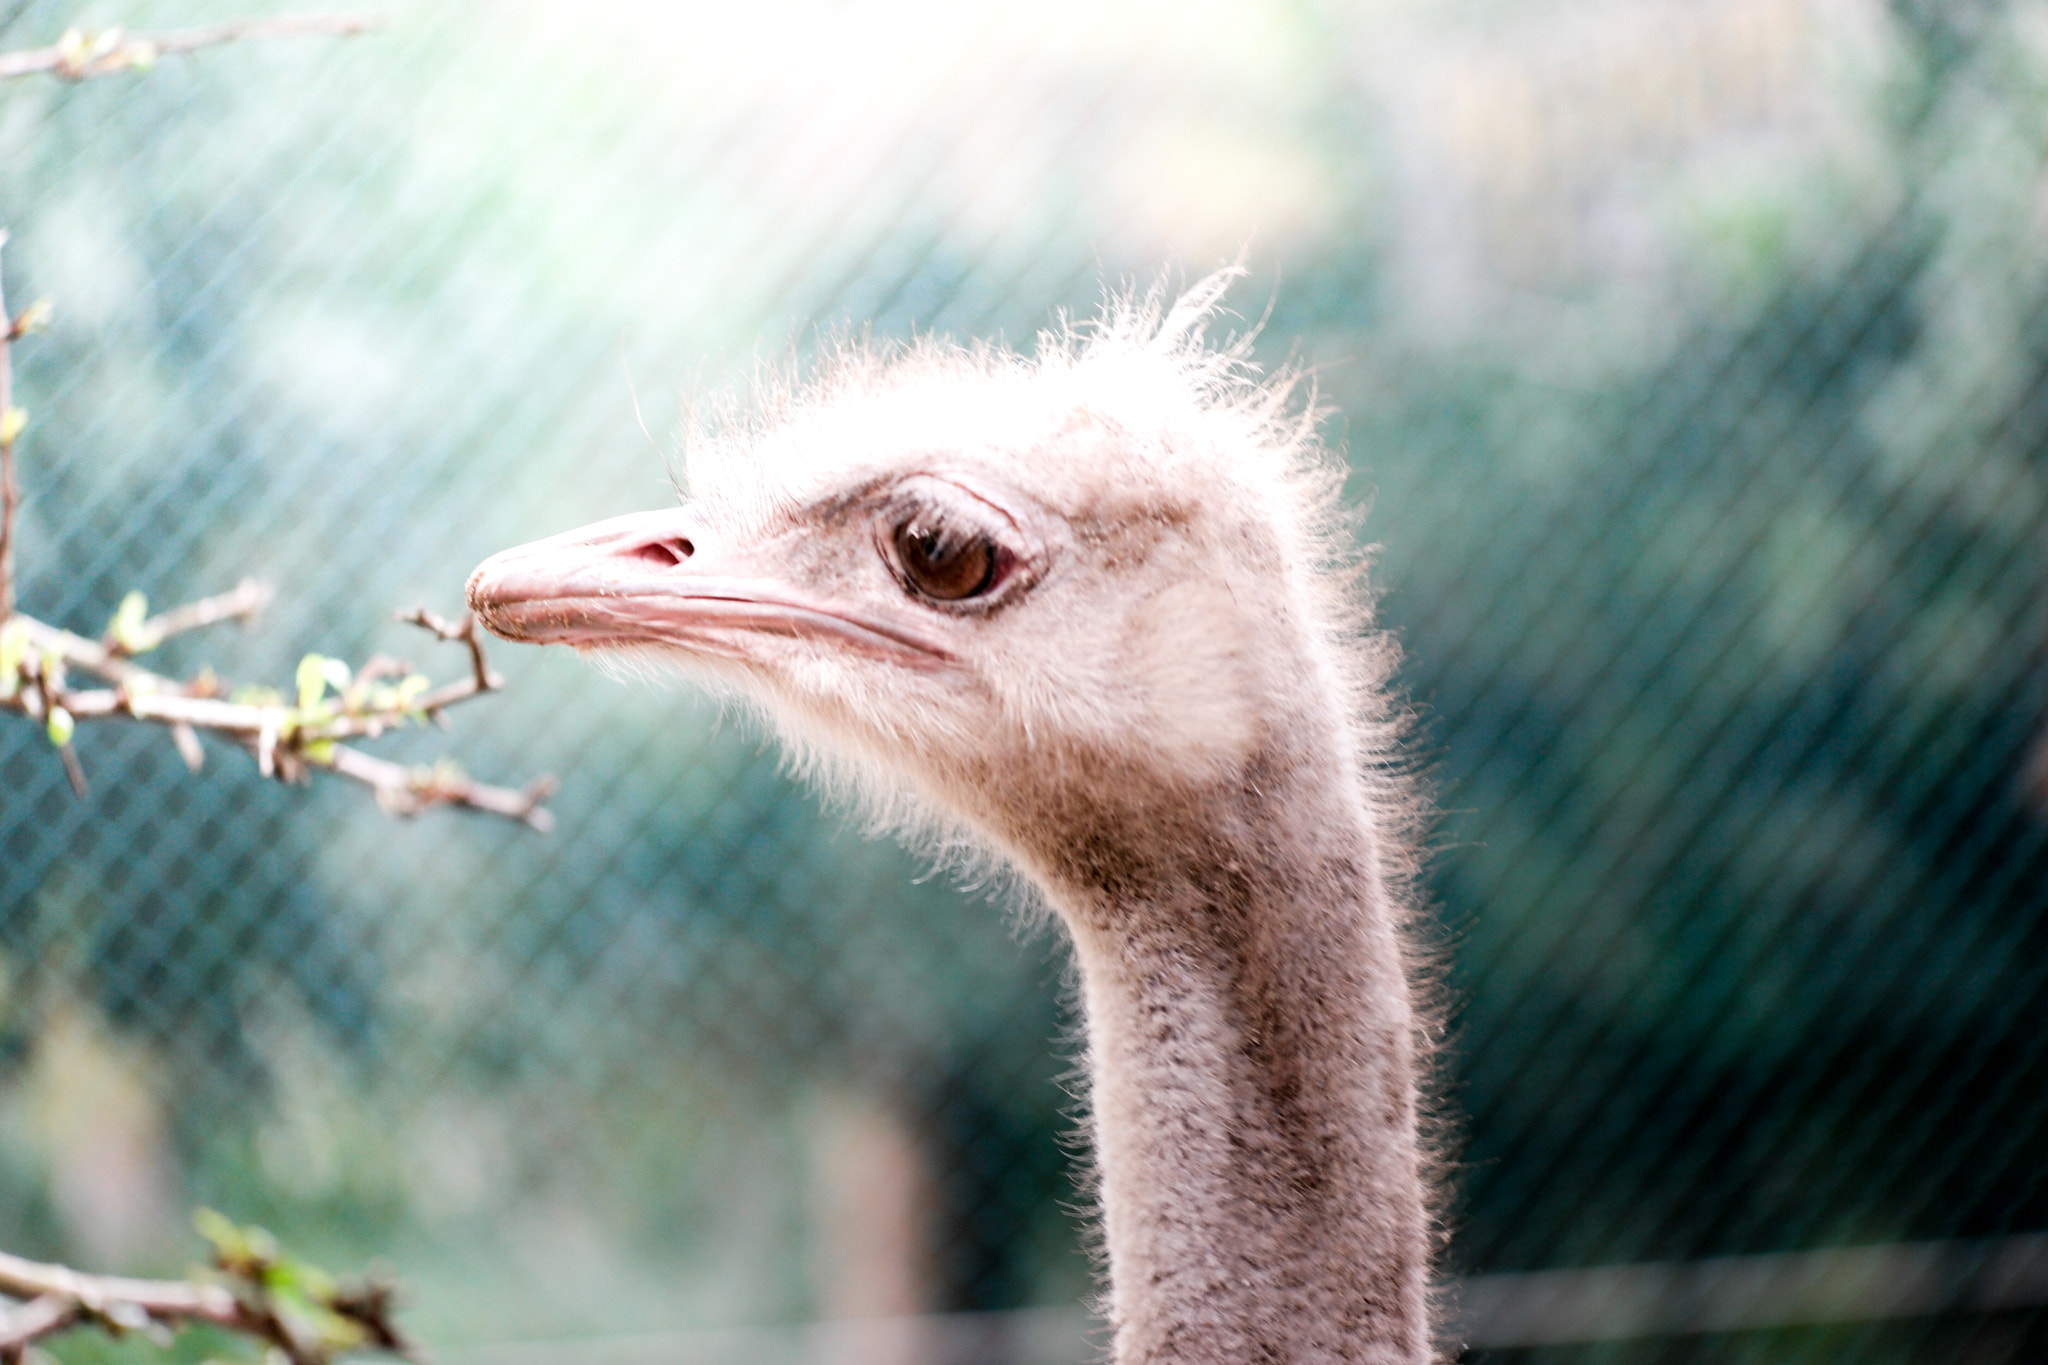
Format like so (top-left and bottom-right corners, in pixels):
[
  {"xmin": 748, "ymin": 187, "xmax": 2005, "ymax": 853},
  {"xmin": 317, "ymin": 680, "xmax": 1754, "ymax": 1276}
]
[{"xmin": 470, "ymin": 268, "xmax": 1412, "ymax": 896}]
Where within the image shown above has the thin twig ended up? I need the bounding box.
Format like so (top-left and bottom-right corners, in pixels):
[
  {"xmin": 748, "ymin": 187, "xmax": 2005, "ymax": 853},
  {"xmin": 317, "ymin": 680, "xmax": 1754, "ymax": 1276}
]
[
  {"xmin": 0, "ymin": 1293, "xmax": 81, "ymax": 1355},
  {"xmin": 0, "ymin": 80, "xmax": 540, "ymax": 829},
  {"xmin": 0, "ymin": 230, "xmax": 16, "ymax": 622},
  {"xmin": 0, "ymin": 13, "xmax": 379, "ymax": 81},
  {"xmin": 0, "ymin": 1249, "xmax": 237, "ymax": 1338},
  {"xmin": 54, "ymin": 737, "xmax": 86, "ymax": 797},
  {"xmin": 399, "ymin": 606, "xmax": 499, "ymax": 691},
  {"xmin": 398, "ymin": 607, "xmax": 505, "ymax": 717},
  {"xmin": 5, "ymin": 608, "xmax": 554, "ymax": 828},
  {"xmin": 329, "ymin": 745, "xmax": 556, "ymax": 829},
  {"xmin": 172, "ymin": 718, "xmax": 204, "ymax": 771},
  {"xmin": 0, "ymin": 1243, "xmax": 414, "ymax": 1364},
  {"xmin": 106, "ymin": 576, "xmax": 274, "ymax": 655}
]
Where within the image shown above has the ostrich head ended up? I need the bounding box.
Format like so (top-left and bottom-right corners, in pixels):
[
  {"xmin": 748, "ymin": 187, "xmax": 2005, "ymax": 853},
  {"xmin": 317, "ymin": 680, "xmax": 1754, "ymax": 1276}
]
[
  {"xmin": 468, "ymin": 271, "xmax": 1379, "ymax": 887},
  {"xmin": 467, "ymin": 273, "xmax": 1435, "ymax": 1364}
]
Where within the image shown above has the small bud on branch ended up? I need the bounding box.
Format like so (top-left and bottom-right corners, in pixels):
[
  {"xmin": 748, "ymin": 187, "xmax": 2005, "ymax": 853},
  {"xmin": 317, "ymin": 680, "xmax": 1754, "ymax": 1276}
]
[
  {"xmin": 0, "ymin": 13, "xmax": 380, "ymax": 82},
  {"xmin": 0, "ymin": 1210, "xmax": 417, "ymax": 1364}
]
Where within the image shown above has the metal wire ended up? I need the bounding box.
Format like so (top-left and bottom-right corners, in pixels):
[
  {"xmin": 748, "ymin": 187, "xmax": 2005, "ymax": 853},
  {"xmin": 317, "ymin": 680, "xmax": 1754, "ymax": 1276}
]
[{"xmin": 0, "ymin": 1, "xmax": 2043, "ymax": 1361}]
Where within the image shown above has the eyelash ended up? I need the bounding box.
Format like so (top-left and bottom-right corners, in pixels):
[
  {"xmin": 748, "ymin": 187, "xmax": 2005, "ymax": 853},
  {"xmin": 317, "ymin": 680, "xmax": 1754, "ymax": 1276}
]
[{"xmin": 871, "ymin": 476, "xmax": 1043, "ymax": 611}]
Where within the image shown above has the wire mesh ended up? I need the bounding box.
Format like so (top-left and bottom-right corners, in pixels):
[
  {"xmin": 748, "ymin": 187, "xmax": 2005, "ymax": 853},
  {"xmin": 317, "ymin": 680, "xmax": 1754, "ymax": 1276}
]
[{"xmin": 0, "ymin": 0, "xmax": 2044, "ymax": 1361}]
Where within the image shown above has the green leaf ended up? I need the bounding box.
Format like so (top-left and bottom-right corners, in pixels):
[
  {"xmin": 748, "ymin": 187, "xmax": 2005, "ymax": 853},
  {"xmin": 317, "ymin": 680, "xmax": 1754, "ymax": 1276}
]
[
  {"xmin": 46, "ymin": 705, "xmax": 73, "ymax": 748},
  {"xmin": 193, "ymin": 1207, "xmax": 246, "ymax": 1260},
  {"xmin": 11, "ymin": 299, "xmax": 52, "ymax": 335},
  {"xmin": 0, "ymin": 619, "xmax": 27, "ymax": 700},
  {"xmin": 107, "ymin": 590, "xmax": 154, "ymax": 653},
  {"xmin": 0, "ymin": 407, "xmax": 26, "ymax": 446},
  {"xmin": 274, "ymin": 1255, "xmax": 337, "ymax": 1304},
  {"xmin": 195, "ymin": 1207, "xmax": 283, "ymax": 1277},
  {"xmin": 295, "ymin": 654, "xmax": 328, "ymax": 711}
]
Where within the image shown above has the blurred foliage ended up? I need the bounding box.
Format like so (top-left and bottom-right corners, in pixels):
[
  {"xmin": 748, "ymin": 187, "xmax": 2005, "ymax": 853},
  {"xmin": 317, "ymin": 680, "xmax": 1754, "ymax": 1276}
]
[{"xmin": 0, "ymin": 0, "xmax": 2043, "ymax": 1362}]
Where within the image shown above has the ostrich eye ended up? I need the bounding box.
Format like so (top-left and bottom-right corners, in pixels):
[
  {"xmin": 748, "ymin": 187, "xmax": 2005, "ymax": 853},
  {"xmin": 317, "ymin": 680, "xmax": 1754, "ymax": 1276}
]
[{"xmin": 892, "ymin": 516, "xmax": 1001, "ymax": 602}]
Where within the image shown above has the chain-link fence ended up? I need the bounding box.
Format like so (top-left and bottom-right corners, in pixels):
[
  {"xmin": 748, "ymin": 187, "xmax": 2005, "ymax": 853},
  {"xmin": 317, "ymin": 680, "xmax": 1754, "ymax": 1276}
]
[{"xmin": 1, "ymin": 0, "xmax": 2044, "ymax": 1360}]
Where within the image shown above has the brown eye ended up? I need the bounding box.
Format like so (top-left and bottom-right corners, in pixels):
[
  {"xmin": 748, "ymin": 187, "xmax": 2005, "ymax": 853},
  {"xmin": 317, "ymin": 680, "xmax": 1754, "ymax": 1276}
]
[{"xmin": 893, "ymin": 517, "xmax": 999, "ymax": 601}]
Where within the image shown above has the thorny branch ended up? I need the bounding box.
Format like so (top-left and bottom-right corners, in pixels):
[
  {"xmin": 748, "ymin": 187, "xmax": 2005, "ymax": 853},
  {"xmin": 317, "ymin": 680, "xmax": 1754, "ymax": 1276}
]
[
  {"xmin": 0, "ymin": 1213, "xmax": 416, "ymax": 1365},
  {"xmin": 0, "ymin": 13, "xmax": 379, "ymax": 82}
]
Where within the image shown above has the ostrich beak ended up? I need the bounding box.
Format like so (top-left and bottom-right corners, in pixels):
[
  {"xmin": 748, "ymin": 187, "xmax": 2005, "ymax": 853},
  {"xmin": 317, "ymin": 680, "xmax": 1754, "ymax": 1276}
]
[{"xmin": 466, "ymin": 509, "xmax": 952, "ymax": 668}]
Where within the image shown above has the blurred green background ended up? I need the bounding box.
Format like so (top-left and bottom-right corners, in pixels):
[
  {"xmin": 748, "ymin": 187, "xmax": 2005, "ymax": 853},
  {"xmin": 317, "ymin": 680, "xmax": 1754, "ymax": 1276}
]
[{"xmin": 1, "ymin": 0, "xmax": 2045, "ymax": 1361}]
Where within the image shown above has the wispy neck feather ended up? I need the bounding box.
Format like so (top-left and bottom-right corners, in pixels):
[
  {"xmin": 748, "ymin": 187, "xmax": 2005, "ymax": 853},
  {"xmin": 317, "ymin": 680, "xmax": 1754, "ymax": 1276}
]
[
  {"xmin": 977, "ymin": 709, "xmax": 1432, "ymax": 1364},
  {"xmin": 745, "ymin": 635, "xmax": 1436, "ymax": 1363}
]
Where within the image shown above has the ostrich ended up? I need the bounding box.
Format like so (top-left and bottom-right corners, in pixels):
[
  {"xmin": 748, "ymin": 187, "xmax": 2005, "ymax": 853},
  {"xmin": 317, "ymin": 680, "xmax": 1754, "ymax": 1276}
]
[{"xmin": 466, "ymin": 273, "xmax": 1437, "ymax": 1365}]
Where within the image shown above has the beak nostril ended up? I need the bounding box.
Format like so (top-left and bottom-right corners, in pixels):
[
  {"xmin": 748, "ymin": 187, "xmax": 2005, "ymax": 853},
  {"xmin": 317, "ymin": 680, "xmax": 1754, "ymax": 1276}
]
[{"xmin": 630, "ymin": 537, "xmax": 695, "ymax": 567}]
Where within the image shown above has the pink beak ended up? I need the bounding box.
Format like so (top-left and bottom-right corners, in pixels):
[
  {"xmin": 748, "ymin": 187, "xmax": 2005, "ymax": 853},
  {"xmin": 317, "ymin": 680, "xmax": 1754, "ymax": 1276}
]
[{"xmin": 466, "ymin": 509, "xmax": 953, "ymax": 668}]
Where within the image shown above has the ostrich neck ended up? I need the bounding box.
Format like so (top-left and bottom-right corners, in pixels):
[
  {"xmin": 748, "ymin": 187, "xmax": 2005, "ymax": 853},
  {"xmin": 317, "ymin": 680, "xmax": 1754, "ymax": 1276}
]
[{"xmin": 1033, "ymin": 747, "xmax": 1430, "ymax": 1365}]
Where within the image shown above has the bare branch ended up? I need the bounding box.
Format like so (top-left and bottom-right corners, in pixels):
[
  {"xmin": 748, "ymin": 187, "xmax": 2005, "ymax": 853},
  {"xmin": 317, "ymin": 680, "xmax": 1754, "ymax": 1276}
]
[
  {"xmin": 329, "ymin": 745, "xmax": 557, "ymax": 830},
  {"xmin": 106, "ymin": 577, "xmax": 274, "ymax": 655},
  {"xmin": 4, "ymin": 609, "xmax": 554, "ymax": 828},
  {"xmin": 0, "ymin": 1291, "xmax": 79, "ymax": 1355},
  {"xmin": 0, "ymin": 30, "xmax": 546, "ymax": 833},
  {"xmin": 0, "ymin": 1238, "xmax": 414, "ymax": 1364},
  {"xmin": 55, "ymin": 737, "xmax": 86, "ymax": 797},
  {"xmin": 399, "ymin": 605, "xmax": 500, "ymax": 693},
  {"xmin": 172, "ymin": 718, "xmax": 205, "ymax": 771},
  {"xmin": 0, "ymin": 1250, "xmax": 235, "ymax": 1332},
  {"xmin": 0, "ymin": 231, "xmax": 17, "ymax": 624},
  {"xmin": 0, "ymin": 13, "xmax": 380, "ymax": 82}
]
